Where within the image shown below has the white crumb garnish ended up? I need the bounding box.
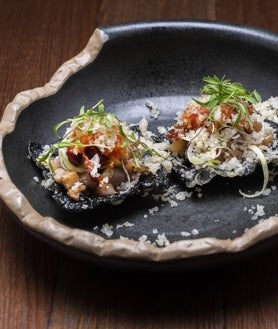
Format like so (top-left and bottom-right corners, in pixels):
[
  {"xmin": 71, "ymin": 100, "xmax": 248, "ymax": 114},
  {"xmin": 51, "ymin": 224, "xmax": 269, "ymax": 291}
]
[
  {"xmin": 251, "ymin": 204, "xmax": 265, "ymax": 220},
  {"xmin": 181, "ymin": 231, "xmax": 191, "ymax": 237},
  {"xmin": 138, "ymin": 117, "xmax": 154, "ymax": 140},
  {"xmin": 157, "ymin": 126, "xmax": 167, "ymax": 134},
  {"xmin": 148, "ymin": 206, "xmax": 159, "ymax": 215},
  {"xmin": 169, "ymin": 200, "xmax": 178, "ymax": 207},
  {"xmin": 138, "ymin": 234, "xmax": 148, "ymax": 242},
  {"xmin": 33, "ymin": 176, "xmax": 40, "ymax": 183},
  {"xmin": 155, "ymin": 233, "xmax": 170, "ymax": 247},
  {"xmin": 192, "ymin": 229, "xmax": 199, "ymax": 236},
  {"xmin": 41, "ymin": 177, "xmax": 54, "ymax": 189},
  {"xmin": 254, "ymin": 96, "xmax": 278, "ymax": 123},
  {"xmin": 262, "ymin": 188, "xmax": 271, "ymax": 196},
  {"xmin": 244, "ymin": 204, "xmax": 266, "ymax": 221},
  {"xmin": 120, "ymin": 236, "xmax": 130, "ymax": 240},
  {"xmin": 71, "ymin": 181, "xmax": 84, "ymax": 192},
  {"xmin": 100, "ymin": 223, "xmax": 113, "ymax": 237},
  {"xmin": 116, "ymin": 222, "xmax": 135, "ymax": 229},
  {"xmin": 146, "ymin": 101, "xmax": 160, "ymax": 119},
  {"xmin": 175, "ymin": 191, "xmax": 193, "ymax": 200}
]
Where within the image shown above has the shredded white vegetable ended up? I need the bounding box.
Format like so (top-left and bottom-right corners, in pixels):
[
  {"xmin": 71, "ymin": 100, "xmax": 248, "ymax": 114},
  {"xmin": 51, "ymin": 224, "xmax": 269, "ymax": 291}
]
[
  {"xmin": 239, "ymin": 145, "xmax": 269, "ymax": 198},
  {"xmin": 58, "ymin": 148, "xmax": 85, "ymax": 173}
]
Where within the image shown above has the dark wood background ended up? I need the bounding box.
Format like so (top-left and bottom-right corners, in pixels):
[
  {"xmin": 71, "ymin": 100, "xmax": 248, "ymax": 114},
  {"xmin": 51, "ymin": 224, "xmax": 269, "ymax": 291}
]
[{"xmin": 1, "ymin": 1, "xmax": 278, "ymax": 328}]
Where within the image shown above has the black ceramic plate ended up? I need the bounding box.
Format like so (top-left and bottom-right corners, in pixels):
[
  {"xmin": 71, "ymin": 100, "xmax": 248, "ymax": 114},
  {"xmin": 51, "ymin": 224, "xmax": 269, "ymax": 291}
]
[{"xmin": 1, "ymin": 20, "xmax": 278, "ymax": 270}]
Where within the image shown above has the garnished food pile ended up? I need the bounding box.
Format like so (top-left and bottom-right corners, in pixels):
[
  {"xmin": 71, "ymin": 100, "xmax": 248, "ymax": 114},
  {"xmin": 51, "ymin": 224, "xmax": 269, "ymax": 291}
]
[
  {"xmin": 29, "ymin": 101, "xmax": 171, "ymax": 210},
  {"xmin": 168, "ymin": 76, "xmax": 278, "ymax": 197},
  {"xmin": 29, "ymin": 76, "xmax": 278, "ymax": 210}
]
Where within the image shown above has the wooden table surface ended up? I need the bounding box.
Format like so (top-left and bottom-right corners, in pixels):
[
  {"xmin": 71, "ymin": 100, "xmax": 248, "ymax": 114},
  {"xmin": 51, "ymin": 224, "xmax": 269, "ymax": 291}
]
[{"xmin": 1, "ymin": 1, "xmax": 278, "ymax": 328}]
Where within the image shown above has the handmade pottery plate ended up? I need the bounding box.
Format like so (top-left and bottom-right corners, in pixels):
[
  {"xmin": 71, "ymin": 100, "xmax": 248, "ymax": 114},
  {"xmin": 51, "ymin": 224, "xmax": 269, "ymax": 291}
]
[{"xmin": 1, "ymin": 21, "xmax": 278, "ymax": 270}]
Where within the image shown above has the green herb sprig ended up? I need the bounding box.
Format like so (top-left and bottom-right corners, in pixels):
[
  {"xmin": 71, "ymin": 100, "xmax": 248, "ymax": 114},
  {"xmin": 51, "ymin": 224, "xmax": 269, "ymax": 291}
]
[
  {"xmin": 118, "ymin": 125, "xmax": 163, "ymax": 168},
  {"xmin": 193, "ymin": 75, "xmax": 262, "ymax": 126},
  {"xmin": 38, "ymin": 100, "xmax": 163, "ymax": 171},
  {"xmin": 38, "ymin": 100, "xmax": 116, "ymax": 169},
  {"xmin": 53, "ymin": 100, "xmax": 114, "ymax": 139}
]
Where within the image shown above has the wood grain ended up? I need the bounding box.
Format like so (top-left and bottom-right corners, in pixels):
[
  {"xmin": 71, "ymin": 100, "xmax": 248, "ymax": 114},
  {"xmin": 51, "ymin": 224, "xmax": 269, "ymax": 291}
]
[{"xmin": 1, "ymin": 0, "xmax": 278, "ymax": 328}]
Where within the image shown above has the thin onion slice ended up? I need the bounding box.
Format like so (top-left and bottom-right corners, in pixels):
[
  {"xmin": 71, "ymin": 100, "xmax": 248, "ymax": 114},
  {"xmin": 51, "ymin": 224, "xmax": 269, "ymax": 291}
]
[
  {"xmin": 58, "ymin": 148, "xmax": 85, "ymax": 173},
  {"xmin": 239, "ymin": 145, "xmax": 269, "ymax": 198}
]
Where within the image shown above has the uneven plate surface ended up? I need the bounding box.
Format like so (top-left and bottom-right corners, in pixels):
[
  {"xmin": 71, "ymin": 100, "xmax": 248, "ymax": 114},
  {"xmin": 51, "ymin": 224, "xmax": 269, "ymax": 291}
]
[{"xmin": 1, "ymin": 21, "xmax": 278, "ymax": 268}]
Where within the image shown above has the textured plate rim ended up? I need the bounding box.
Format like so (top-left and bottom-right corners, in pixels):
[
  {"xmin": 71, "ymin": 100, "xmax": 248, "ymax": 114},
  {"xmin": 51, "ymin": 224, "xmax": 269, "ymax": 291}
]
[{"xmin": 1, "ymin": 20, "xmax": 278, "ymax": 263}]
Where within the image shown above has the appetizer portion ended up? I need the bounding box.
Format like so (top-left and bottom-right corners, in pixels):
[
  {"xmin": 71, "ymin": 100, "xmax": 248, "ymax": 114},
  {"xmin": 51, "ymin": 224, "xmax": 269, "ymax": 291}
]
[
  {"xmin": 167, "ymin": 76, "xmax": 278, "ymax": 196},
  {"xmin": 29, "ymin": 101, "xmax": 171, "ymax": 210}
]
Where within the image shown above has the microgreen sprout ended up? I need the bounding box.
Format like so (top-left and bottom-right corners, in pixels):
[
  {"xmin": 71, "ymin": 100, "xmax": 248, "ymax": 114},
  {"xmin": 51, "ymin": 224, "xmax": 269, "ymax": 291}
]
[
  {"xmin": 52, "ymin": 100, "xmax": 114, "ymax": 138},
  {"xmin": 37, "ymin": 100, "xmax": 163, "ymax": 171},
  {"xmin": 118, "ymin": 125, "xmax": 162, "ymax": 168},
  {"xmin": 38, "ymin": 100, "xmax": 113, "ymax": 169},
  {"xmin": 193, "ymin": 75, "xmax": 262, "ymax": 126}
]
